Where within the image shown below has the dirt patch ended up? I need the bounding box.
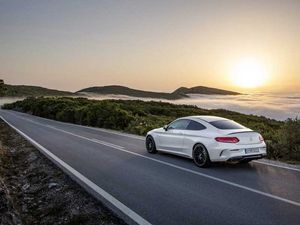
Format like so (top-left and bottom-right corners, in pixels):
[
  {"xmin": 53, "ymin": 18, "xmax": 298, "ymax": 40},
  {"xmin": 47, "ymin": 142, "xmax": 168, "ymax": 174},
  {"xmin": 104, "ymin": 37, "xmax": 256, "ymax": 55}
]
[{"xmin": 0, "ymin": 120, "xmax": 126, "ymax": 225}]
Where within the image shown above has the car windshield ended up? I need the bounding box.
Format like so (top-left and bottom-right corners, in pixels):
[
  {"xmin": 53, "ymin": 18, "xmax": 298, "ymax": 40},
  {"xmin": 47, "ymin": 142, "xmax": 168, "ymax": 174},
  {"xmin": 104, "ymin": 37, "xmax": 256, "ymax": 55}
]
[{"xmin": 209, "ymin": 120, "xmax": 245, "ymax": 130}]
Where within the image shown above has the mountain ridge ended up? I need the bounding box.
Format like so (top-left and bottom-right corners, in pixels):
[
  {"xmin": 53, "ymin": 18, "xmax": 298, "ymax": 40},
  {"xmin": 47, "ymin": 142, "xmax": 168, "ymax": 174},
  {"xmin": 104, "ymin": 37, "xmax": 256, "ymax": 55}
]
[
  {"xmin": 78, "ymin": 85, "xmax": 240, "ymax": 99},
  {"xmin": 0, "ymin": 81, "xmax": 240, "ymax": 99},
  {"xmin": 0, "ymin": 84, "xmax": 75, "ymax": 97}
]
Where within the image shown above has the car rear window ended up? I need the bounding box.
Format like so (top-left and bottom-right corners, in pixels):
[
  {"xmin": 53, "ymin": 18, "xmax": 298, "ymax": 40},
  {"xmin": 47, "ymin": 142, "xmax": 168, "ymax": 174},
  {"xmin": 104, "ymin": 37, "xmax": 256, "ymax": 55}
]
[
  {"xmin": 209, "ymin": 120, "xmax": 245, "ymax": 130},
  {"xmin": 186, "ymin": 121, "xmax": 206, "ymax": 130}
]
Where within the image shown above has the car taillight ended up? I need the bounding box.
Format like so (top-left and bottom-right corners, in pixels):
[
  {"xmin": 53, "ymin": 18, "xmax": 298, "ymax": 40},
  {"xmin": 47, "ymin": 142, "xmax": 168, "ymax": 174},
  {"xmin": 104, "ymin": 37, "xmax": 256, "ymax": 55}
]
[
  {"xmin": 215, "ymin": 137, "xmax": 239, "ymax": 143},
  {"xmin": 259, "ymin": 135, "xmax": 264, "ymax": 142}
]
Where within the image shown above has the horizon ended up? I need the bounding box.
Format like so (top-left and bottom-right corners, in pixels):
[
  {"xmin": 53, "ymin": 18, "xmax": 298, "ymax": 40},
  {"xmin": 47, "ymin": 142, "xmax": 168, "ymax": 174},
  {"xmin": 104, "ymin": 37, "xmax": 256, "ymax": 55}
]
[
  {"xmin": 1, "ymin": 0, "xmax": 299, "ymax": 93},
  {"xmin": 2, "ymin": 80, "xmax": 298, "ymax": 95}
]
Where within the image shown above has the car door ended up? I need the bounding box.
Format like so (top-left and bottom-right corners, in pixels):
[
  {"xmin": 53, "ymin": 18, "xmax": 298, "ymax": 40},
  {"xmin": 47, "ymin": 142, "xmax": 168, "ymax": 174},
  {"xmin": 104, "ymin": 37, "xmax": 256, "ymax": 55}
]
[
  {"xmin": 157, "ymin": 119, "xmax": 190, "ymax": 152},
  {"xmin": 182, "ymin": 120, "xmax": 207, "ymax": 155}
]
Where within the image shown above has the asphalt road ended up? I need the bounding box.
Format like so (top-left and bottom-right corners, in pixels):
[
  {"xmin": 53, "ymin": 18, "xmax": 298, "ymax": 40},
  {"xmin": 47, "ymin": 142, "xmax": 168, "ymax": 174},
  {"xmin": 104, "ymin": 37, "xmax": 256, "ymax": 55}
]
[{"xmin": 0, "ymin": 109, "xmax": 299, "ymax": 225}]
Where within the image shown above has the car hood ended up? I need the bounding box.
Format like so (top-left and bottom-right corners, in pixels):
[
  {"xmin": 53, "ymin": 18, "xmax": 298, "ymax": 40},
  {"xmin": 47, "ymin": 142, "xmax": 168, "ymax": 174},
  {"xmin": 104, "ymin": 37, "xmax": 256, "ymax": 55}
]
[{"xmin": 147, "ymin": 127, "xmax": 164, "ymax": 135}]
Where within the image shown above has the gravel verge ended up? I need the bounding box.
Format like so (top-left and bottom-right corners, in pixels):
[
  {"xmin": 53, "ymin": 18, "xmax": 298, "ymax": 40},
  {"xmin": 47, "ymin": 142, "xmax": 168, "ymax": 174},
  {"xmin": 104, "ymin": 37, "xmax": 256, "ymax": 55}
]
[{"xmin": 0, "ymin": 119, "xmax": 126, "ymax": 225}]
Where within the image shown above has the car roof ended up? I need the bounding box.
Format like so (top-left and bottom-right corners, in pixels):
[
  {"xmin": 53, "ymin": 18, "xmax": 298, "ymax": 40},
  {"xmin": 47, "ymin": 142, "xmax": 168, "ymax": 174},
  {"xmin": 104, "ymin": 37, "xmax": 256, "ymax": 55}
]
[{"xmin": 180, "ymin": 116, "xmax": 228, "ymax": 123}]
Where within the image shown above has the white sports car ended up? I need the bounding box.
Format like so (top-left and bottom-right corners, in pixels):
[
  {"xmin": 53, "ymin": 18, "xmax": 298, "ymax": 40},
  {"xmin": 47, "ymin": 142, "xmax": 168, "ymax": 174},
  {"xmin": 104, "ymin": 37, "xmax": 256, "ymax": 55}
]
[{"xmin": 146, "ymin": 116, "xmax": 267, "ymax": 167}]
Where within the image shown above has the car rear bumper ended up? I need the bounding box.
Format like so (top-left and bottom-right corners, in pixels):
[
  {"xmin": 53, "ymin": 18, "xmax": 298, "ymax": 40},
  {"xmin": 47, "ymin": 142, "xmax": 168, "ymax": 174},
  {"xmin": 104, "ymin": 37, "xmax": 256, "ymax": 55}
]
[
  {"xmin": 227, "ymin": 153, "xmax": 266, "ymax": 162},
  {"xmin": 209, "ymin": 144, "xmax": 267, "ymax": 162}
]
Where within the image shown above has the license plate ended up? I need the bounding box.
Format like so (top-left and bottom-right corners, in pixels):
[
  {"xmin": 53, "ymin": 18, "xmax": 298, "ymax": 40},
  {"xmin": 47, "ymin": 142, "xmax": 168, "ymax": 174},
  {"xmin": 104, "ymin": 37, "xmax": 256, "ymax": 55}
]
[{"xmin": 245, "ymin": 148, "xmax": 259, "ymax": 154}]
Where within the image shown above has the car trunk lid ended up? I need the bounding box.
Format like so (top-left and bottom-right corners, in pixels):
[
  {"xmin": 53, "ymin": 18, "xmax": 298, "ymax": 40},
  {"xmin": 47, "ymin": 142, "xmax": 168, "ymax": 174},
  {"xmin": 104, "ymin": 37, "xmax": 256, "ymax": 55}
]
[{"xmin": 221, "ymin": 129, "xmax": 262, "ymax": 145}]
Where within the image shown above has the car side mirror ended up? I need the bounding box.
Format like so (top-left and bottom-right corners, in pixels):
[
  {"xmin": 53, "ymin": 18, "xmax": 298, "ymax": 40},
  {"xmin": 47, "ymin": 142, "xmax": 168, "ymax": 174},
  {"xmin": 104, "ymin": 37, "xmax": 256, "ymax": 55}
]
[{"xmin": 163, "ymin": 125, "xmax": 168, "ymax": 131}]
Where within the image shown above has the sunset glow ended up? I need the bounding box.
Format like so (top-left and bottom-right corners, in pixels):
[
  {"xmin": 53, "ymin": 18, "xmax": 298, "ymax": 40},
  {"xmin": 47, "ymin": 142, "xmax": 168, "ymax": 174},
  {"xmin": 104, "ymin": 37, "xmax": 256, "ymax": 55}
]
[
  {"xmin": 0, "ymin": 1, "xmax": 299, "ymax": 92},
  {"xmin": 230, "ymin": 58, "xmax": 269, "ymax": 88}
]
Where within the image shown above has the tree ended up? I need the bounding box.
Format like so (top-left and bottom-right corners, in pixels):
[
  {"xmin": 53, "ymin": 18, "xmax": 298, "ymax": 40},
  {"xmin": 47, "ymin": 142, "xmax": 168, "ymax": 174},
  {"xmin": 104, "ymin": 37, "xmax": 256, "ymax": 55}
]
[{"xmin": 0, "ymin": 79, "xmax": 5, "ymax": 96}]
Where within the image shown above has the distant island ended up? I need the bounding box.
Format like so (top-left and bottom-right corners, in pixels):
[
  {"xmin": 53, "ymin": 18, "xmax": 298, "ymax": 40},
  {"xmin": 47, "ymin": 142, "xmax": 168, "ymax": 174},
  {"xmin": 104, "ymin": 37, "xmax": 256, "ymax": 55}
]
[
  {"xmin": 0, "ymin": 84, "xmax": 74, "ymax": 97},
  {"xmin": 0, "ymin": 80, "xmax": 74, "ymax": 97},
  {"xmin": 77, "ymin": 85, "xmax": 240, "ymax": 99},
  {"xmin": 0, "ymin": 80, "xmax": 240, "ymax": 99}
]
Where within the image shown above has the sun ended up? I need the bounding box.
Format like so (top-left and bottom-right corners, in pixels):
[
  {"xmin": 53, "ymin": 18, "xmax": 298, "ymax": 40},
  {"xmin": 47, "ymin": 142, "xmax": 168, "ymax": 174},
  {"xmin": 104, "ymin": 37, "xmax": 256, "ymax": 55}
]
[{"xmin": 230, "ymin": 58, "xmax": 269, "ymax": 88}]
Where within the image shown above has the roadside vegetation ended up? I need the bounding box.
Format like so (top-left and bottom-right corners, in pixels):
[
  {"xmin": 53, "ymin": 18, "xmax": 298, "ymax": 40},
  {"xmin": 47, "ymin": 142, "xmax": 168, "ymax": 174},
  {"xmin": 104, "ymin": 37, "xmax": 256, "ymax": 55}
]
[{"xmin": 2, "ymin": 97, "xmax": 300, "ymax": 162}]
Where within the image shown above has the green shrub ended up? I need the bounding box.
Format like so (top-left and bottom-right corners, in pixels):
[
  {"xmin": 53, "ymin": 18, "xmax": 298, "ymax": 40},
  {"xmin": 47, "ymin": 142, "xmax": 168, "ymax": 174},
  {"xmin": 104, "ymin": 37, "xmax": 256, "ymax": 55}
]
[
  {"xmin": 275, "ymin": 118, "xmax": 300, "ymax": 161},
  {"xmin": 3, "ymin": 96, "xmax": 299, "ymax": 162}
]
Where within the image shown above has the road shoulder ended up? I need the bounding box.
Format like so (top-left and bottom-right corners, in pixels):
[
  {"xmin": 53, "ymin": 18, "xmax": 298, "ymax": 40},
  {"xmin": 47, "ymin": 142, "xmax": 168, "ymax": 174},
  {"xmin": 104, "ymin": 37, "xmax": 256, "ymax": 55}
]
[{"xmin": 0, "ymin": 119, "xmax": 126, "ymax": 225}]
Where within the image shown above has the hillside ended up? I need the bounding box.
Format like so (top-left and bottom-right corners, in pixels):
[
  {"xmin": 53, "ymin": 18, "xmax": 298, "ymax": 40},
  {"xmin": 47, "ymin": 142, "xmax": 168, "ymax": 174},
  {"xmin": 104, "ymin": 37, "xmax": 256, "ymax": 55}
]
[
  {"xmin": 0, "ymin": 82, "xmax": 240, "ymax": 99},
  {"xmin": 77, "ymin": 85, "xmax": 240, "ymax": 99},
  {"xmin": 0, "ymin": 84, "xmax": 74, "ymax": 97},
  {"xmin": 172, "ymin": 86, "xmax": 240, "ymax": 95},
  {"xmin": 77, "ymin": 85, "xmax": 182, "ymax": 99}
]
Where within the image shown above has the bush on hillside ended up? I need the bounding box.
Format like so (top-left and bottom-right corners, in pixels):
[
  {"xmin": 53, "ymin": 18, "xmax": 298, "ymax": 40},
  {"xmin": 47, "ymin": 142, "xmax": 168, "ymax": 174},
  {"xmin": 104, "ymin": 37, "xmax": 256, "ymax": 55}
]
[
  {"xmin": 272, "ymin": 118, "xmax": 300, "ymax": 161},
  {"xmin": 3, "ymin": 97, "xmax": 299, "ymax": 162}
]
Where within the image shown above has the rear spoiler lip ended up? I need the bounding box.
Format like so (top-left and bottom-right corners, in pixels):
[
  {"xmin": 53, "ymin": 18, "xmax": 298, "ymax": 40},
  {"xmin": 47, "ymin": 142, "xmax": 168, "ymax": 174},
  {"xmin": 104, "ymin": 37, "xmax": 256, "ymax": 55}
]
[{"xmin": 228, "ymin": 131, "xmax": 257, "ymax": 135}]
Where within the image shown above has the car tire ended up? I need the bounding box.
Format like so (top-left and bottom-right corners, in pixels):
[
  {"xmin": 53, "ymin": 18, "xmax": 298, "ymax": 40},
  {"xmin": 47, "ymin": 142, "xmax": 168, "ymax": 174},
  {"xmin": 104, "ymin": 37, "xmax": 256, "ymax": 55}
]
[
  {"xmin": 146, "ymin": 136, "xmax": 157, "ymax": 154},
  {"xmin": 193, "ymin": 144, "xmax": 211, "ymax": 168}
]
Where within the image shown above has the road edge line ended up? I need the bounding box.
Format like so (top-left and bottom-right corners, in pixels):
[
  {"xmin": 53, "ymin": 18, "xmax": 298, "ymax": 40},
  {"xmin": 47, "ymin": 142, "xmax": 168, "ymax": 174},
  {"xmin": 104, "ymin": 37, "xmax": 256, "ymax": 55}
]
[
  {"xmin": 0, "ymin": 115, "xmax": 151, "ymax": 225},
  {"xmin": 10, "ymin": 110, "xmax": 145, "ymax": 140}
]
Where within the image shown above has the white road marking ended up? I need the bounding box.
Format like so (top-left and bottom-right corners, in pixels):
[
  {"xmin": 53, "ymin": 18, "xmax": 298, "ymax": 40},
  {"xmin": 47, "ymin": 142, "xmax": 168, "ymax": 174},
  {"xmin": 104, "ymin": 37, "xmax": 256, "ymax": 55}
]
[
  {"xmin": 96, "ymin": 128, "xmax": 145, "ymax": 140},
  {"xmin": 91, "ymin": 138, "xmax": 125, "ymax": 149},
  {"xmin": 253, "ymin": 160, "xmax": 300, "ymax": 172},
  {"xmin": 4, "ymin": 113, "xmax": 125, "ymax": 150},
  {"xmin": 0, "ymin": 115, "xmax": 151, "ymax": 225},
  {"xmin": 2, "ymin": 113, "xmax": 300, "ymax": 208}
]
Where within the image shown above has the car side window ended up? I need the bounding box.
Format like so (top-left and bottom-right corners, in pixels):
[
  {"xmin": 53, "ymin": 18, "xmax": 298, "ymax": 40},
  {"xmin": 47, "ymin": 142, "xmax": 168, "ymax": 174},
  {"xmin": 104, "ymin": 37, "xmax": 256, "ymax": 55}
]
[
  {"xmin": 168, "ymin": 119, "xmax": 190, "ymax": 130},
  {"xmin": 186, "ymin": 120, "xmax": 206, "ymax": 130}
]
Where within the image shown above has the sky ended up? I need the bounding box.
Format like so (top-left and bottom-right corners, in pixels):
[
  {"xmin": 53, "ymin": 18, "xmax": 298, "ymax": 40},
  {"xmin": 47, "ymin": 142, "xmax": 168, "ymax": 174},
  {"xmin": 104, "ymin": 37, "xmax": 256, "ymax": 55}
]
[{"xmin": 0, "ymin": 0, "xmax": 299, "ymax": 93}]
